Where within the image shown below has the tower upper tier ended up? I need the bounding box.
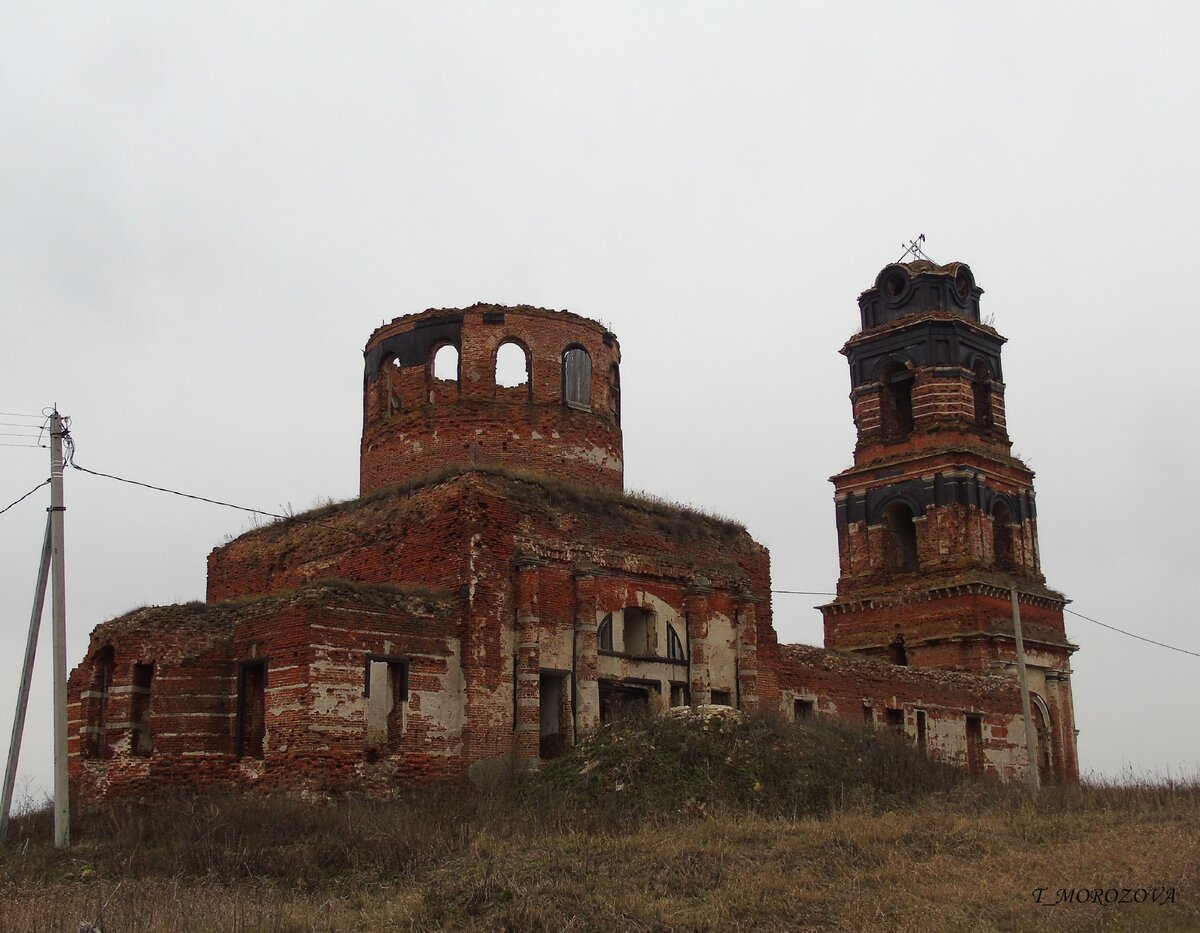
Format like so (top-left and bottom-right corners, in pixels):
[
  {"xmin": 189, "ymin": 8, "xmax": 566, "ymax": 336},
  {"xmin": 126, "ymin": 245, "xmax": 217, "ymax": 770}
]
[
  {"xmin": 360, "ymin": 304, "xmax": 623, "ymax": 494},
  {"xmin": 842, "ymin": 260, "xmax": 1010, "ymax": 464}
]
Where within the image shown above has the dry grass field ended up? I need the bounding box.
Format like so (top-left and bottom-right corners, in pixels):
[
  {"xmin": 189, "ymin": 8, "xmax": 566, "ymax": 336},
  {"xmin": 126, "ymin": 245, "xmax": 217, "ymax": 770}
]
[{"xmin": 2, "ymin": 716, "xmax": 1195, "ymax": 932}]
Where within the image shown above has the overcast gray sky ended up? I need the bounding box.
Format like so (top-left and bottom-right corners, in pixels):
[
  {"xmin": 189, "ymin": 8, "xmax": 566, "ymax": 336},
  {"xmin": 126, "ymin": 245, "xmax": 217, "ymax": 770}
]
[{"xmin": 3, "ymin": 3, "xmax": 1198, "ymax": 798}]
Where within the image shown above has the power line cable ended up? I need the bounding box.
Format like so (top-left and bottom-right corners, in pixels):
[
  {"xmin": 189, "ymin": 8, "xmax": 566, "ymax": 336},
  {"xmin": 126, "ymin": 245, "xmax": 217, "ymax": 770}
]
[
  {"xmin": 67, "ymin": 451, "xmax": 357, "ymax": 540},
  {"xmin": 0, "ymin": 442, "xmax": 47, "ymax": 449},
  {"xmin": 0, "ymin": 412, "xmax": 42, "ymax": 419},
  {"xmin": 772, "ymin": 589, "xmax": 837, "ymax": 596},
  {"xmin": 0, "ymin": 479, "xmax": 50, "ymax": 517},
  {"xmin": 70, "ymin": 462, "xmax": 295, "ymax": 521},
  {"xmin": 1063, "ymin": 608, "xmax": 1199, "ymax": 659}
]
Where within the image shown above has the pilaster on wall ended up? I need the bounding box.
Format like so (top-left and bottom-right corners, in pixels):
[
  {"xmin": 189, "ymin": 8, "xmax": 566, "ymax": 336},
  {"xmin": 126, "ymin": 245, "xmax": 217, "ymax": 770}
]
[
  {"xmin": 734, "ymin": 591, "xmax": 761, "ymax": 709},
  {"xmin": 573, "ymin": 570, "xmax": 600, "ymax": 736},
  {"xmin": 1044, "ymin": 670, "xmax": 1079, "ymax": 782},
  {"xmin": 514, "ymin": 558, "xmax": 542, "ymax": 766},
  {"xmin": 685, "ymin": 579, "xmax": 713, "ymax": 705}
]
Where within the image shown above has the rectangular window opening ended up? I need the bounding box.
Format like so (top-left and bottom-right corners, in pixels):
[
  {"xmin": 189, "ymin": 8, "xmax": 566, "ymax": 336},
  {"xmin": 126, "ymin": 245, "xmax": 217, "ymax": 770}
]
[
  {"xmin": 710, "ymin": 689, "xmax": 732, "ymax": 707},
  {"xmin": 539, "ymin": 672, "xmax": 569, "ymax": 760},
  {"xmin": 365, "ymin": 655, "xmax": 409, "ymax": 753},
  {"xmin": 89, "ymin": 647, "xmax": 115, "ymax": 760},
  {"xmin": 916, "ymin": 709, "xmax": 927, "ymax": 752},
  {"xmin": 863, "ymin": 703, "xmax": 874, "ymax": 727},
  {"xmin": 599, "ymin": 682, "xmax": 651, "ymax": 726},
  {"xmin": 794, "ymin": 698, "xmax": 816, "ymax": 722},
  {"xmin": 621, "ymin": 607, "xmax": 654, "ymax": 656},
  {"xmin": 669, "ymin": 683, "xmax": 689, "ymax": 708},
  {"xmin": 885, "ymin": 708, "xmax": 904, "ymax": 733}
]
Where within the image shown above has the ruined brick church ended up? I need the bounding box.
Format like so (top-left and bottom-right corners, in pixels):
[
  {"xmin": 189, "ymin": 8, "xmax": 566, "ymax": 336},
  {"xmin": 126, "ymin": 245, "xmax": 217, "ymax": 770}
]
[{"xmin": 67, "ymin": 260, "xmax": 1079, "ymax": 801}]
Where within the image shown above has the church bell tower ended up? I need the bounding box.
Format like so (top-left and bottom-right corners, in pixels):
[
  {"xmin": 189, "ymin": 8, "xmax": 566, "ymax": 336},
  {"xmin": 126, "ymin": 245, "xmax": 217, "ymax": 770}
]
[{"xmin": 820, "ymin": 258, "xmax": 1079, "ymax": 780}]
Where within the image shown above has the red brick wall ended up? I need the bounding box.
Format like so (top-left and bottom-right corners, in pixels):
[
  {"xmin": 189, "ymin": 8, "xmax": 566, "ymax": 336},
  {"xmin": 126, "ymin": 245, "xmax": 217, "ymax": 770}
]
[
  {"xmin": 68, "ymin": 586, "xmax": 466, "ymax": 803},
  {"xmin": 767, "ymin": 642, "xmax": 1036, "ymax": 779},
  {"xmin": 822, "ymin": 587, "xmax": 1070, "ymax": 660},
  {"xmin": 205, "ymin": 477, "xmax": 472, "ymax": 602}
]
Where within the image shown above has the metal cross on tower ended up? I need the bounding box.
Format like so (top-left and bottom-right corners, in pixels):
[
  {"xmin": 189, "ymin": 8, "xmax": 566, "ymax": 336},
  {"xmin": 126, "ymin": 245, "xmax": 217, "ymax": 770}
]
[{"xmin": 897, "ymin": 233, "xmax": 937, "ymax": 265}]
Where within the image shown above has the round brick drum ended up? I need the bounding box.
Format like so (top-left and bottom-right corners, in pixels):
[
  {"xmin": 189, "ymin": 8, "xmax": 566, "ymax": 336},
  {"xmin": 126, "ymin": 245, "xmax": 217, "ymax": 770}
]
[{"xmin": 361, "ymin": 304, "xmax": 623, "ymax": 494}]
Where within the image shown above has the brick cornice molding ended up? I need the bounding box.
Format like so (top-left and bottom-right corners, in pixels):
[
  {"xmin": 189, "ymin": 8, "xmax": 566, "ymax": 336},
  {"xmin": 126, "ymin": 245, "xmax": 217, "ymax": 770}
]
[{"xmin": 821, "ymin": 580, "xmax": 1068, "ymax": 615}]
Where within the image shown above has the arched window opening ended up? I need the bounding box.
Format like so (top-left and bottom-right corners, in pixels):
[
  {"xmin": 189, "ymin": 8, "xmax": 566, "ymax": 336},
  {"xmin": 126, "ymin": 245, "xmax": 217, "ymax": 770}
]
[
  {"xmin": 667, "ymin": 623, "xmax": 686, "ymax": 661},
  {"xmin": 495, "ymin": 341, "xmax": 530, "ymax": 391},
  {"xmin": 597, "ymin": 613, "xmax": 614, "ymax": 652},
  {"xmin": 608, "ymin": 363, "xmax": 621, "ymax": 425},
  {"xmin": 883, "ymin": 502, "xmax": 919, "ymax": 573},
  {"xmin": 879, "ymin": 363, "xmax": 914, "ymax": 440},
  {"xmin": 992, "ymin": 500, "xmax": 1016, "ymax": 571},
  {"xmin": 432, "ymin": 344, "xmax": 460, "ymax": 383},
  {"xmin": 88, "ymin": 645, "xmax": 115, "ymax": 759},
  {"xmin": 972, "ymin": 361, "xmax": 994, "ymax": 427},
  {"xmin": 563, "ymin": 346, "xmax": 592, "ymax": 410}
]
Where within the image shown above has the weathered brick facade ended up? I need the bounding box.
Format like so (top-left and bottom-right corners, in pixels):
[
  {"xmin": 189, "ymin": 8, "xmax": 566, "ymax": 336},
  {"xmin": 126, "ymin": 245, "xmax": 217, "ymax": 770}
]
[{"xmin": 68, "ymin": 266, "xmax": 1078, "ymax": 802}]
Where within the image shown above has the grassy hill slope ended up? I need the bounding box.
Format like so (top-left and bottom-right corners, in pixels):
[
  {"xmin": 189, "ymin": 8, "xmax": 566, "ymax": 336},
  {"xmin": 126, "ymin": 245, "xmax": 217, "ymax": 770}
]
[{"xmin": 2, "ymin": 713, "xmax": 1196, "ymax": 931}]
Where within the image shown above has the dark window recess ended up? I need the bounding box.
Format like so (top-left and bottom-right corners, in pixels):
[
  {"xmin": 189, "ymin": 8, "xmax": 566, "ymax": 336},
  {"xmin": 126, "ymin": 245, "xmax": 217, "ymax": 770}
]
[
  {"xmin": 597, "ymin": 613, "xmax": 614, "ymax": 652},
  {"xmin": 131, "ymin": 662, "xmax": 154, "ymax": 757},
  {"xmin": 888, "ymin": 635, "xmax": 908, "ymax": 666},
  {"xmin": 667, "ymin": 624, "xmax": 686, "ymax": 661},
  {"xmin": 965, "ymin": 715, "xmax": 984, "ymax": 777},
  {"xmin": 237, "ymin": 660, "xmax": 267, "ymax": 759},
  {"xmin": 972, "ymin": 362, "xmax": 994, "ymax": 427},
  {"xmin": 710, "ymin": 689, "xmax": 732, "ymax": 707},
  {"xmin": 992, "ymin": 501, "xmax": 1015, "ymax": 571},
  {"xmin": 563, "ymin": 347, "xmax": 592, "ymax": 409},
  {"xmin": 879, "ymin": 364, "xmax": 914, "ymax": 439},
  {"xmin": 794, "ymin": 698, "xmax": 815, "ymax": 722},
  {"xmin": 863, "ymin": 703, "xmax": 874, "ymax": 726},
  {"xmin": 669, "ymin": 683, "xmax": 688, "ymax": 707},
  {"xmin": 884, "ymin": 502, "xmax": 919, "ymax": 573},
  {"xmin": 885, "ymin": 708, "xmax": 904, "ymax": 732},
  {"xmin": 916, "ymin": 709, "xmax": 927, "ymax": 752}
]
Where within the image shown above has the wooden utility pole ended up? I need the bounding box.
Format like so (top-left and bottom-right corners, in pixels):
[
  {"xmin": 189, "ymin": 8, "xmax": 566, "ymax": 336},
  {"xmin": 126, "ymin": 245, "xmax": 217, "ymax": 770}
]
[
  {"xmin": 49, "ymin": 410, "xmax": 70, "ymax": 846},
  {"xmin": 0, "ymin": 519, "xmax": 52, "ymax": 845},
  {"xmin": 1011, "ymin": 584, "xmax": 1041, "ymax": 792}
]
